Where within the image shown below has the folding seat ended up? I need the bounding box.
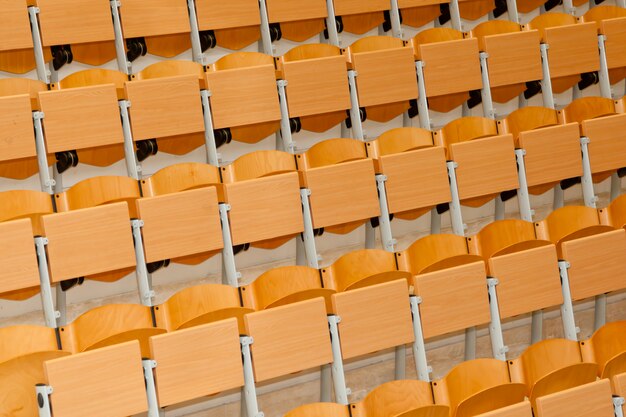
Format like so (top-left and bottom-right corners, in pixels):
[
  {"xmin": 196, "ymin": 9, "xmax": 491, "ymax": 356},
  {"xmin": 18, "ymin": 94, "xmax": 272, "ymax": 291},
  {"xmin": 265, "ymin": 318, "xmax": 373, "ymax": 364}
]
[
  {"xmin": 524, "ymin": 13, "xmax": 599, "ymax": 109},
  {"xmin": 580, "ymin": 321, "xmax": 626, "ymax": 380},
  {"xmin": 534, "ymin": 379, "xmax": 619, "ymax": 417},
  {"xmin": 204, "ymin": 52, "xmax": 282, "ymax": 161},
  {"xmin": 392, "ymin": 0, "xmax": 461, "ymax": 38},
  {"xmin": 140, "ymin": 161, "xmax": 221, "ymax": 197},
  {"xmin": 365, "ymin": 127, "xmax": 451, "ymax": 241},
  {"xmin": 345, "ymin": 36, "xmax": 419, "ymax": 138},
  {"xmin": 474, "ymin": 401, "xmax": 533, "ymax": 417},
  {"xmin": 498, "ymin": 106, "xmax": 584, "ymax": 217},
  {"xmin": 326, "ymin": 0, "xmax": 393, "ymax": 44},
  {"xmin": 275, "ymin": 44, "xmax": 352, "ymax": 151},
  {"xmin": 285, "ymin": 403, "xmax": 350, "ymax": 417},
  {"xmin": 37, "ymin": 341, "xmax": 149, "ymax": 417},
  {"xmin": 0, "ymin": 325, "xmax": 70, "ymax": 417},
  {"xmin": 350, "ymin": 379, "xmax": 449, "ymax": 417},
  {"xmin": 295, "ymin": 138, "xmax": 380, "ymax": 266}
]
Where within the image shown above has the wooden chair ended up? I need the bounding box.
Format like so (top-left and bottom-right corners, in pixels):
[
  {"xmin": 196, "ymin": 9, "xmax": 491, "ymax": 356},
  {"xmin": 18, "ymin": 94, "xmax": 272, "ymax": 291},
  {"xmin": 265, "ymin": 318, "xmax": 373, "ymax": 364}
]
[
  {"xmin": 351, "ymin": 379, "xmax": 449, "ymax": 417},
  {"xmin": 580, "ymin": 320, "xmax": 626, "ymax": 380},
  {"xmin": 0, "ymin": 325, "xmax": 70, "ymax": 417},
  {"xmin": 432, "ymin": 358, "xmax": 527, "ymax": 417},
  {"xmin": 534, "ymin": 379, "xmax": 616, "ymax": 417},
  {"xmin": 474, "ymin": 401, "xmax": 533, "ymax": 417},
  {"xmin": 37, "ymin": 341, "xmax": 148, "ymax": 417},
  {"xmin": 285, "ymin": 403, "xmax": 351, "ymax": 417},
  {"xmin": 330, "ymin": 0, "xmax": 391, "ymax": 36},
  {"xmin": 193, "ymin": 0, "xmax": 261, "ymax": 51},
  {"xmin": 264, "ymin": 0, "xmax": 328, "ymax": 44}
]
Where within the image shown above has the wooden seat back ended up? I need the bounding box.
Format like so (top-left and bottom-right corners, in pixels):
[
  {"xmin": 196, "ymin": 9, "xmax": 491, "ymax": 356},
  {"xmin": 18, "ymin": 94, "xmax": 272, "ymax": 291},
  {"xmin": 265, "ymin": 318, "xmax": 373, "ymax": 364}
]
[
  {"xmin": 535, "ymin": 379, "xmax": 615, "ymax": 417},
  {"xmin": 534, "ymin": 205, "xmax": 613, "ymax": 250},
  {"xmin": 285, "ymin": 403, "xmax": 351, "ymax": 417},
  {"xmin": 468, "ymin": 219, "xmax": 544, "ymax": 259},
  {"xmin": 474, "ymin": 401, "xmax": 533, "ymax": 417},
  {"xmin": 245, "ymin": 297, "xmax": 332, "ymax": 382},
  {"xmin": 599, "ymin": 194, "xmax": 626, "ymax": 229},
  {"xmin": 0, "ymin": 189, "xmax": 53, "ymax": 236},
  {"xmin": 58, "ymin": 69, "xmax": 128, "ymax": 100},
  {"xmin": 332, "ymin": 0, "xmax": 389, "ymax": 34},
  {"xmin": 0, "ymin": 219, "xmax": 42, "ymax": 301},
  {"xmin": 0, "ymin": 325, "xmax": 60, "ymax": 364},
  {"xmin": 580, "ymin": 321, "xmax": 626, "ymax": 379},
  {"xmin": 141, "ymin": 162, "xmax": 221, "ymax": 197},
  {"xmin": 42, "ymin": 341, "xmax": 148, "ymax": 417},
  {"xmin": 149, "ymin": 318, "xmax": 244, "ymax": 407},
  {"xmin": 0, "ymin": 0, "xmax": 41, "ymax": 74},
  {"xmin": 266, "ymin": 0, "xmax": 327, "ymax": 42},
  {"xmin": 194, "ymin": 0, "xmax": 261, "ymax": 50},
  {"xmin": 582, "ymin": 6, "xmax": 626, "ymax": 84},
  {"xmin": 398, "ymin": 0, "xmax": 450, "ymax": 30},
  {"xmin": 276, "ymin": 44, "xmax": 351, "ymax": 133},
  {"xmin": 397, "ymin": 233, "xmax": 482, "ymax": 275}
]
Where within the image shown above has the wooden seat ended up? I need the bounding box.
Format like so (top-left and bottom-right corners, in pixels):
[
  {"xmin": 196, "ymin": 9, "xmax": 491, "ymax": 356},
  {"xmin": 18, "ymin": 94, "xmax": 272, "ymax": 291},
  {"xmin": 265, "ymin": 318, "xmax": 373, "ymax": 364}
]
[
  {"xmin": 240, "ymin": 265, "xmax": 335, "ymax": 311},
  {"xmin": 474, "ymin": 401, "xmax": 533, "ymax": 417},
  {"xmin": 0, "ymin": 325, "xmax": 70, "ymax": 417},
  {"xmin": 265, "ymin": 0, "xmax": 328, "ymax": 42},
  {"xmin": 285, "ymin": 403, "xmax": 351, "ymax": 417},
  {"xmin": 331, "ymin": 0, "xmax": 390, "ymax": 35},
  {"xmin": 276, "ymin": 44, "xmax": 351, "ymax": 133},
  {"xmin": 535, "ymin": 379, "xmax": 615, "ymax": 417},
  {"xmin": 508, "ymin": 338, "xmax": 599, "ymax": 410},
  {"xmin": 599, "ymin": 193, "xmax": 626, "ymax": 229},
  {"xmin": 194, "ymin": 0, "xmax": 261, "ymax": 50},
  {"xmin": 397, "ymin": 233, "xmax": 482, "ymax": 275},
  {"xmin": 397, "ymin": 0, "xmax": 450, "ymax": 30},
  {"xmin": 437, "ymin": 117, "xmax": 518, "ymax": 208},
  {"xmin": 140, "ymin": 162, "xmax": 222, "ymax": 197},
  {"xmin": 204, "ymin": 52, "xmax": 281, "ymax": 145},
  {"xmin": 432, "ymin": 358, "xmax": 527, "ymax": 417},
  {"xmin": 0, "ymin": 189, "xmax": 53, "ymax": 237},
  {"xmin": 296, "ymin": 138, "xmax": 379, "ymax": 235},
  {"xmin": 154, "ymin": 283, "xmax": 254, "ymax": 334},
  {"xmin": 580, "ymin": 320, "xmax": 626, "ymax": 379},
  {"xmin": 351, "ymin": 379, "xmax": 449, "ymax": 417},
  {"xmin": 458, "ymin": 0, "xmax": 496, "ymax": 22},
  {"xmin": 345, "ymin": 36, "xmax": 419, "ymax": 123},
  {"xmin": 59, "ymin": 303, "xmax": 166, "ymax": 357},
  {"xmin": 38, "ymin": 341, "xmax": 148, "ymax": 417}
]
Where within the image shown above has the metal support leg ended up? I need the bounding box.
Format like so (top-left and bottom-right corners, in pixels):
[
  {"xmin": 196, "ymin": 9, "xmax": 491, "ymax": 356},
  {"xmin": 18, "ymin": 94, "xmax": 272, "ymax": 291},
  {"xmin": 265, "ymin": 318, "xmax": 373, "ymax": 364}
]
[
  {"xmin": 562, "ymin": 0, "xmax": 575, "ymax": 14},
  {"xmin": 376, "ymin": 175, "xmax": 396, "ymax": 252},
  {"xmin": 494, "ymin": 195, "xmax": 505, "ymax": 221},
  {"xmin": 187, "ymin": 0, "xmax": 205, "ymax": 64},
  {"xmin": 258, "ymin": 0, "xmax": 273, "ymax": 55},
  {"xmin": 35, "ymin": 385, "xmax": 53, "ymax": 417},
  {"xmin": 611, "ymin": 172, "xmax": 621, "ymax": 201},
  {"xmin": 219, "ymin": 204, "xmax": 241, "ymax": 286},
  {"xmin": 487, "ymin": 278, "xmax": 509, "ymax": 361},
  {"xmin": 395, "ymin": 345, "xmax": 406, "ymax": 380},
  {"xmin": 35, "ymin": 237, "xmax": 59, "ymax": 328},
  {"xmin": 553, "ymin": 184, "xmax": 565, "ymax": 210},
  {"xmin": 409, "ymin": 296, "xmax": 431, "ymax": 382},
  {"xmin": 531, "ymin": 311, "xmax": 543, "ymax": 344},
  {"xmin": 415, "ymin": 62, "xmax": 431, "ymax": 130},
  {"xmin": 540, "ymin": 44, "xmax": 555, "ymax": 109},
  {"xmin": 110, "ymin": 0, "xmax": 131, "ymax": 74},
  {"xmin": 277, "ymin": 80, "xmax": 296, "ymax": 153},
  {"xmin": 55, "ymin": 288, "xmax": 67, "ymax": 327},
  {"xmin": 430, "ymin": 209, "xmax": 441, "ymax": 234},
  {"xmin": 365, "ymin": 222, "xmax": 376, "ymax": 249},
  {"xmin": 328, "ymin": 315, "xmax": 349, "ymax": 405},
  {"xmin": 619, "ymin": 0, "xmax": 626, "ymax": 8},
  {"xmin": 449, "ymin": 0, "xmax": 463, "ymax": 30},
  {"xmin": 119, "ymin": 100, "xmax": 142, "ymax": 180},
  {"xmin": 300, "ymin": 189, "xmax": 320, "ymax": 269},
  {"xmin": 479, "ymin": 52, "xmax": 496, "ymax": 120},
  {"xmin": 28, "ymin": 7, "xmax": 50, "ymax": 83},
  {"xmin": 241, "ymin": 337, "xmax": 263, "ymax": 417},
  {"xmin": 295, "ymin": 235, "xmax": 307, "ymax": 266},
  {"xmin": 447, "ymin": 162, "xmax": 465, "ymax": 236},
  {"xmin": 559, "ymin": 261, "xmax": 579, "ymax": 341},
  {"xmin": 598, "ymin": 36, "xmax": 612, "ymax": 98},
  {"xmin": 347, "ymin": 70, "xmax": 364, "ymax": 140},
  {"xmin": 320, "ymin": 364, "xmax": 332, "ymax": 402},
  {"xmin": 515, "ymin": 149, "xmax": 534, "ymax": 221},
  {"xmin": 33, "ymin": 112, "xmax": 55, "ymax": 194},
  {"xmin": 614, "ymin": 397, "xmax": 625, "ymax": 417},
  {"xmin": 580, "ymin": 137, "xmax": 598, "ymax": 208},
  {"xmin": 389, "ymin": 0, "xmax": 404, "ymax": 39},
  {"xmin": 325, "ymin": 0, "xmax": 341, "ymax": 46},
  {"xmin": 143, "ymin": 359, "xmax": 160, "ymax": 417},
  {"xmin": 506, "ymin": 0, "xmax": 520, "ymax": 22},
  {"xmin": 132, "ymin": 219, "xmax": 155, "ymax": 307},
  {"xmin": 594, "ymin": 294, "xmax": 607, "ymax": 331},
  {"xmin": 464, "ymin": 328, "xmax": 477, "ymax": 361},
  {"xmin": 200, "ymin": 90, "xmax": 220, "ymax": 166}
]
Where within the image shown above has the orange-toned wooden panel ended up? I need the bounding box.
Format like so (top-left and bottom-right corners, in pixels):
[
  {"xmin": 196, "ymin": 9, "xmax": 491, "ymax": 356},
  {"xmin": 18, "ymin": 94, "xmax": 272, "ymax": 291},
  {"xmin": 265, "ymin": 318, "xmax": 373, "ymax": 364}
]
[
  {"xmin": 544, "ymin": 23, "xmax": 599, "ymax": 79},
  {"xmin": 377, "ymin": 147, "xmax": 451, "ymax": 214},
  {"xmin": 613, "ymin": 372, "xmax": 626, "ymax": 398},
  {"xmin": 0, "ymin": 0, "xmax": 33, "ymax": 51},
  {"xmin": 0, "ymin": 94, "xmax": 36, "ymax": 162},
  {"xmin": 517, "ymin": 123, "xmax": 582, "ymax": 189},
  {"xmin": 224, "ymin": 172, "xmax": 303, "ymax": 245},
  {"xmin": 195, "ymin": 0, "xmax": 260, "ymax": 31},
  {"xmin": 483, "ymin": 30, "xmax": 542, "ymax": 88},
  {"xmin": 246, "ymin": 298, "xmax": 332, "ymax": 382},
  {"xmin": 535, "ymin": 379, "xmax": 615, "ymax": 417},
  {"xmin": 561, "ymin": 229, "xmax": 626, "ymax": 301},
  {"xmin": 282, "ymin": 56, "xmax": 351, "ymax": 118},
  {"xmin": 475, "ymin": 401, "xmax": 533, "ymax": 417},
  {"xmin": 451, "ymin": 134, "xmax": 518, "ymax": 201},
  {"xmin": 121, "ymin": 0, "xmax": 190, "ymax": 38},
  {"xmin": 399, "ymin": 0, "xmax": 447, "ymax": 6},
  {"xmin": 582, "ymin": 114, "xmax": 626, "ymax": 174},
  {"xmin": 125, "ymin": 75, "xmax": 205, "ymax": 141},
  {"xmin": 332, "ymin": 280, "xmax": 414, "ymax": 360},
  {"xmin": 420, "ymin": 38, "xmax": 482, "ymax": 97},
  {"xmin": 302, "ymin": 159, "xmax": 380, "ymax": 229},
  {"xmin": 333, "ymin": 0, "xmax": 390, "ymax": 15},
  {"xmin": 150, "ymin": 319, "xmax": 244, "ymax": 407},
  {"xmin": 352, "ymin": 47, "xmax": 418, "ymax": 108},
  {"xmin": 42, "ymin": 203, "xmax": 136, "ymax": 283},
  {"xmin": 38, "ymin": 84, "xmax": 124, "ymax": 153},
  {"xmin": 266, "ymin": 0, "xmax": 328, "ymax": 23},
  {"xmin": 136, "ymin": 188, "xmax": 223, "ymax": 263},
  {"xmin": 489, "ymin": 245, "xmax": 562, "ymax": 319},
  {"xmin": 0, "ymin": 219, "xmax": 39, "ymax": 294},
  {"xmin": 415, "ymin": 261, "xmax": 490, "ymax": 339},
  {"xmin": 206, "ymin": 65, "xmax": 281, "ymax": 130},
  {"xmin": 36, "ymin": 0, "xmax": 115, "ymax": 46},
  {"xmin": 602, "ymin": 18, "xmax": 626, "ymax": 70}
]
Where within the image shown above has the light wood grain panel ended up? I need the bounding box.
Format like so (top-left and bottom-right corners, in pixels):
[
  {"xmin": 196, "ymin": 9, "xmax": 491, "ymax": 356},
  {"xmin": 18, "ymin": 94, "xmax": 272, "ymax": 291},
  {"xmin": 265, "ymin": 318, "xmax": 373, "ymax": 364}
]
[
  {"xmin": 224, "ymin": 172, "xmax": 303, "ymax": 245},
  {"xmin": 266, "ymin": 0, "xmax": 327, "ymax": 23},
  {"xmin": 334, "ymin": 0, "xmax": 390, "ymax": 15},
  {"xmin": 246, "ymin": 298, "xmax": 332, "ymax": 382},
  {"xmin": 613, "ymin": 372, "xmax": 626, "ymax": 397},
  {"xmin": 518, "ymin": 123, "xmax": 582, "ymax": 188},
  {"xmin": 282, "ymin": 55, "xmax": 350, "ymax": 118},
  {"xmin": 150, "ymin": 319, "xmax": 243, "ymax": 407},
  {"xmin": 303, "ymin": 159, "xmax": 380, "ymax": 229},
  {"xmin": 535, "ymin": 379, "xmax": 614, "ymax": 417},
  {"xmin": 0, "ymin": 219, "xmax": 39, "ymax": 294},
  {"xmin": 420, "ymin": 38, "xmax": 482, "ymax": 97},
  {"xmin": 451, "ymin": 134, "xmax": 518, "ymax": 201},
  {"xmin": 36, "ymin": 0, "xmax": 115, "ymax": 46},
  {"xmin": 415, "ymin": 261, "xmax": 490, "ymax": 339},
  {"xmin": 0, "ymin": 0, "xmax": 33, "ymax": 51},
  {"xmin": 483, "ymin": 30, "xmax": 542, "ymax": 87},
  {"xmin": 489, "ymin": 245, "xmax": 562, "ymax": 319},
  {"xmin": 582, "ymin": 114, "xmax": 626, "ymax": 174},
  {"xmin": 352, "ymin": 47, "xmax": 418, "ymax": 107},
  {"xmin": 137, "ymin": 188, "xmax": 223, "ymax": 263},
  {"xmin": 332, "ymin": 280, "xmax": 414, "ymax": 360},
  {"xmin": 44, "ymin": 341, "xmax": 147, "ymax": 417},
  {"xmin": 0, "ymin": 94, "xmax": 36, "ymax": 162},
  {"xmin": 39, "ymin": 84, "xmax": 124, "ymax": 153},
  {"xmin": 120, "ymin": 0, "xmax": 190, "ymax": 38},
  {"xmin": 475, "ymin": 401, "xmax": 532, "ymax": 417},
  {"xmin": 206, "ymin": 65, "xmax": 281, "ymax": 129},
  {"xmin": 602, "ymin": 18, "xmax": 626, "ymax": 70},
  {"xmin": 42, "ymin": 203, "xmax": 136, "ymax": 283},
  {"xmin": 196, "ymin": 0, "xmax": 260, "ymax": 30},
  {"xmin": 378, "ymin": 147, "xmax": 451, "ymax": 214},
  {"xmin": 544, "ymin": 23, "xmax": 599, "ymax": 78},
  {"xmin": 561, "ymin": 229, "xmax": 626, "ymax": 301},
  {"xmin": 399, "ymin": 0, "xmax": 447, "ymax": 6},
  {"xmin": 125, "ymin": 75, "xmax": 204, "ymax": 141}
]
